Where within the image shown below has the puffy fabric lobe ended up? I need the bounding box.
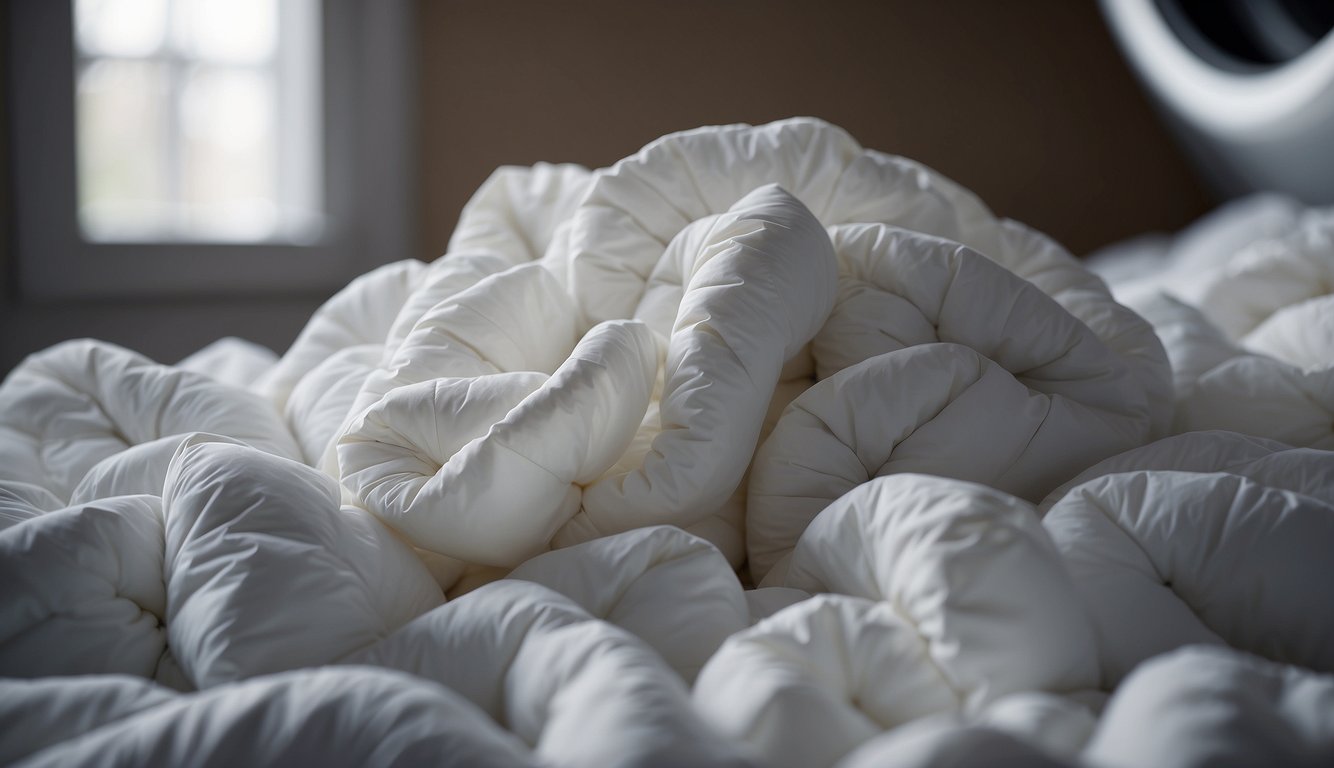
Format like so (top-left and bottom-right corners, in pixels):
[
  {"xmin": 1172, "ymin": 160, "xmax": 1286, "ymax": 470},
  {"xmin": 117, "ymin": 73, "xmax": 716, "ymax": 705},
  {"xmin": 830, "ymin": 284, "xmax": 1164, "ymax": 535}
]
[
  {"xmin": 547, "ymin": 117, "xmax": 1169, "ymax": 435},
  {"xmin": 3, "ymin": 667, "xmax": 539, "ymax": 768},
  {"xmin": 283, "ymin": 344, "xmax": 381, "ymax": 465},
  {"xmin": 339, "ymin": 319, "xmax": 657, "ymax": 567},
  {"xmin": 0, "ymin": 481, "xmax": 62, "ymax": 531},
  {"xmin": 0, "ymin": 495, "xmax": 166, "ymax": 679},
  {"xmin": 255, "ymin": 258, "xmax": 425, "ymax": 409},
  {"xmin": 559, "ymin": 321, "xmax": 807, "ymax": 567},
  {"xmin": 175, "ymin": 336, "xmax": 277, "ymax": 389},
  {"xmin": 1180, "ymin": 211, "xmax": 1334, "ymax": 340},
  {"xmin": 382, "ymin": 251, "xmax": 510, "ymax": 352},
  {"xmin": 693, "ymin": 594, "xmax": 961, "ymax": 768},
  {"xmin": 812, "ymin": 222, "xmax": 1147, "ymax": 401},
  {"xmin": 163, "ymin": 437, "xmax": 442, "ymax": 688},
  {"xmin": 340, "ymin": 262, "xmax": 583, "ymax": 467},
  {"xmin": 971, "ymin": 690, "xmax": 1104, "ymax": 761},
  {"xmin": 1044, "ymin": 471, "xmax": 1334, "ymax": 684},
  {"xmin": 839, "ymin": 690, "xmax": 1103, "ymax": 767},
  {"xmin": 1132, "ymin": 293, "xmax": 1243, "ymax": 397},
  {"xmin": 1176, "ymin": 354, "xmax": 1334, "ymax": 449},
  {"xmin": 447, "ymin": 162, "xmax": 592, "ymax": 266},
  {"xmin": 0, "ymin": 340, "xmax": 300, "ymax": 501},
  {"xmin": 545, "ymin": 118, "xmax": 857, "ymax": 326},
  {"xmin": 988, "ymin": 220, "xmax": 1173, "ymax": 437},
  {"xmin": 1242, "ymin": 294, "xmax": 1334, "ymax": 370},
  {"xmin": 0, "ymin": 676, "xmax": 178, "ymax": 765},
  {"xmin": 1083, "ymin": 646, "xmax": 1334, "ymax": 768},
  {"xmin": 745, "ymin": 221, "xmax": 1169, "ymax": 577},
  {"xmin": 632, "ymin": 213, "xmax": 727, "ymax": 342},
  {"xmin": 831, "ymin": 689, "xmax": 1103, "ymax": 767},
  {"xmin": 545, "ymin": 117, "xmax": 1040, "ymax": 328},
  {"xmin": 744, "ymin": 586, "xmax": 811, "ymax": 624},
  {"xmin": 837, "ymin": 722, "xmax": 1074, "ymax": 768},
  {"xmin": 569, "ymin": 185, "xmax": 836, "ymax": 554},
  {"xmin": 1135, "ymin": 293, "xmax": 1334, "ymax": 448},
  {"xmin": 344, "ymin": 580, "xmax": 752, "ymax": 768},
  {"xmin": 817, "ymin": 222, "xmax": 1169, "ymax": 433},
  {"xmin": 1038, "ymin": 430, "xmax": 1334, "ymax": 516},
  {"xmin": 783, "ymin": 474, "xmax": 1099, "ymax": 703},
  {"xmin": 1089, "ymin": 192, "xmax": 1303, "ymax": 304},
  {"xmin": 507, "ymin": 525, "xmax": 749, "ymax": 681},
  {"xmin": 747, "ymin": 336, "xmax": 1144, "ymax": 581},
  {"xmin": 69, "ymin": 433, "xmax": 247, "ymax": 505}
]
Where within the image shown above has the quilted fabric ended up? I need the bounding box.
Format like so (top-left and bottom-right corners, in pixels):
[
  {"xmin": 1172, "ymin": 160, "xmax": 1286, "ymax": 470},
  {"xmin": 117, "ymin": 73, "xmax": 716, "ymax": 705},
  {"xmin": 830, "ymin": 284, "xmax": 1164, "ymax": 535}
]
[
  {"xmin": 0, "ymin": 340, "xmax": 300, "ymax": 501},
  {"xmin": 747, "ymin": 226, "xmax": 1161, "ymax": 580},
  {"xmin": 2, "ymin": 118, "xmax": 1330, "ymax": 766}
]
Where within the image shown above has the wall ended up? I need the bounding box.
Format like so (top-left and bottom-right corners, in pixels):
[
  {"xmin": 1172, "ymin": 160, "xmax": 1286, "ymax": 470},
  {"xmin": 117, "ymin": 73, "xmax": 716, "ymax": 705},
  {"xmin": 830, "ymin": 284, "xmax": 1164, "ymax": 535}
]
[{"xmin": 417, "ymin": 0, "xmax": 1213, "ymax": 259}]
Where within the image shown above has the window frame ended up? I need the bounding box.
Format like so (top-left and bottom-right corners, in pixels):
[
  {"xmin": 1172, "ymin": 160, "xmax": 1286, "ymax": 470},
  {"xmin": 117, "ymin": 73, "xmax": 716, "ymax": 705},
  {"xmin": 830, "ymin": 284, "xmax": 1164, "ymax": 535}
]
[{"xmin": 7, "ymin": 0, "xmax": 416, "ymax": 301}]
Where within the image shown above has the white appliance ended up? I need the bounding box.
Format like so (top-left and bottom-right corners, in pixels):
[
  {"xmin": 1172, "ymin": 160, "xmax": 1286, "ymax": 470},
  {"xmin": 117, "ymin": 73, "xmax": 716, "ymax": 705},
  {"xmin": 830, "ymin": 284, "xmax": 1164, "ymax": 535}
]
[{"xmin": 1101, "ymin": 0, "xmax": 1334, "ymax": 203}]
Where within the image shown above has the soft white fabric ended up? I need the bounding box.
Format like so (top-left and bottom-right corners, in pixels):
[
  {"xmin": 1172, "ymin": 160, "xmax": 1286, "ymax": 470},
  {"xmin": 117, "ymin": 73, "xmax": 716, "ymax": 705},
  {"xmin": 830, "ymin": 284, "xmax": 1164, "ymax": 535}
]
[
  {"xmin": 164, "ymin": 436, "xmax": 443, "ymax": 687},
  {"xmin": 508, "ymin": 526, "xmax": 749, "ymax": 682},
  {"xmin": 564, "ymin": 184, "xmax": 837, "ymax": 564},
  {"xmin": 338, "ymin": 319, "xmax": 657, "ymax": 567},
  {"xmin": 696, "ymin": 475, "xmax": 1099, "ymax": 768},
  {"xmin": 1181, "ymin": 209, "xmax": 1334, "ymax": 341},
  {"xmin": 837, "ymin": 722, "xmax": 1074, "ymax": 768},
  {"xmin": 382, "ymin": 252, "xmax": 512, "ymax": 354},
  {"xmin": 0, "ymin": 340, "xmax": 300, "ymax": 501},
  {"xmin": 0, "ymin": 495, "xmax": 166, "ymax": 679},
  {"xmin": 1045, "ymin": 471, "xmax": 1334, "ymax": 685},
  {"xmin": 548, "ymin": 117, "xmax": 1012, "ymax": 327},
  {"xmin": 336, "ymin": 261, "xmax": 583, "ymax": 477},
  {"xmin": 743, "ymin": 586, "xmax": 811, "ymax": 624},
  {"xmin": 0, "ymin": 481, "xmax": 63, "ymax": 531},
  {"xmin": 1037, "ymin": 429, "xmax": 1334, "ymax": 515},
  {"xmin": 1088, "ymin": 192, "xmax": 1304, "ymax": 306},
  {"xmin": 283, "ymin": 343, "xmax": 381, "ymax": 465},
  {"xmin": 344, "ymin": 580, "xmax": 753, "ymax": 768},
  {"xmin": 1133, "ymin": 294, "xmax": 1334, "ymax": 449},
  {"xmin": 6, "ymin": 118, "xmax": 1330, "ymax": 766},
  {"xmin": 69, "ymin": 433, "xmax": 246, "ymax": 505},
  {"xmin": 447, "ymin": 162, "xmax": 592, "ymax": 267},
  {"xmin": 0, "ymin": 675, "xmax": 178, "ymax": 766},
  {"xmin": 176, "ymin": 336, "xmax": 277, "ymax": 389},
  {"xmin": 747, "ymin": 226, "xmax": 1162, "ymax": 579},
  {"xmin": 1178, "ymin": 356, "xmax": 1334, "ymax": 449},
  {"xmin": 694, "ymin": 594, "xmax": 960, "ymax": 768},
  {"xmin": 255, "ymin": 259, "xmax": 425, "ymax": 410},
  {"xmin": 1083, "ymin": 646, "xmax": 1334, "ymax": 768},
  {"xmin": 1242, "ymin": 293, "xmax": 1334, "ymax": 370},
  {"xmin": 782, "ymin": 475, "xmax": 1099, "ymax": 703},
  {"xmin": 1, "ymin": 668, "xmax": 540, "ymax": 768}
]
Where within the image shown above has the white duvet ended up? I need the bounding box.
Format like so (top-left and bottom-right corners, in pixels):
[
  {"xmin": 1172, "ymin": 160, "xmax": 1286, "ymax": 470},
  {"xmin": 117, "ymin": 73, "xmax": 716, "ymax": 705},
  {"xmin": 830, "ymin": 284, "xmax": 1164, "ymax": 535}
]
[{"xmin": 2, "ymin": 118, "xmax": 1331, "ymax": 767}]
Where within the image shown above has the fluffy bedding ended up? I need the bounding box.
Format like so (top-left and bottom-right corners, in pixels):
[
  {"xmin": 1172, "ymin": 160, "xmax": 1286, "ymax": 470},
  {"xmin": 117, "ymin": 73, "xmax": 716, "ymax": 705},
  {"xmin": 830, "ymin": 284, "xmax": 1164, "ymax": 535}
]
[{"xmin": 2, "ymin": 117, "xmax": 1331, "ymax": 767}]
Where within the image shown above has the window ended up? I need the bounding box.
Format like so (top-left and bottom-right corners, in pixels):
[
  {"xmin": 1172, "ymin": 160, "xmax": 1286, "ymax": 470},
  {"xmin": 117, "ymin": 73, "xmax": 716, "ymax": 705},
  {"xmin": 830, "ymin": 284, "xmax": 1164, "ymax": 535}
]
[
  {"xmin": 74, "ymin": 0, "xmax": 322, "ymax": 244},
  {"xmin": 7, "ymin": 1, "xmax": 415, "ymax": 300}
]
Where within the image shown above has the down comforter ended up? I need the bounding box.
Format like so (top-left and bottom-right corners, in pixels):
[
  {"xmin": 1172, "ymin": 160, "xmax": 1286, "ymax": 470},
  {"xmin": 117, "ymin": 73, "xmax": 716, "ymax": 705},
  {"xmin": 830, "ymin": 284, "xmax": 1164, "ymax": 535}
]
[{"xmin": 2, "ymin": 117, "xmax": 1331, "ymax": 767}]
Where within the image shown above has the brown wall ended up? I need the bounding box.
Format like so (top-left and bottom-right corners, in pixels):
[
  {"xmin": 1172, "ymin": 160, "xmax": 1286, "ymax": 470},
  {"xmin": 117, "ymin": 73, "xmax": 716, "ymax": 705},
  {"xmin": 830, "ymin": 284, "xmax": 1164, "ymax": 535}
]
[{"xmin": 417, "ymin": 0, "xmax": 1213, "ymax": 258}]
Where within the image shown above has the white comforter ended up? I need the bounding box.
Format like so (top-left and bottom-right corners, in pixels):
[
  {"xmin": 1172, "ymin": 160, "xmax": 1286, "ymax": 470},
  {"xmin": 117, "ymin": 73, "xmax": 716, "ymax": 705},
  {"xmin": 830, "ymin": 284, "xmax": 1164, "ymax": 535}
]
[{"xmin": 2, "ymin": 118, "xmax": 1331, "ymax": 767}]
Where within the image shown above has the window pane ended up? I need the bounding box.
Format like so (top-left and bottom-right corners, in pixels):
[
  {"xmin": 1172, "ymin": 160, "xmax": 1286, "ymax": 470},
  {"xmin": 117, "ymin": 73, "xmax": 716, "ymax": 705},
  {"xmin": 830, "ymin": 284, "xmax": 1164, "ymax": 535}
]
[
  {"xmin": 76, "ymin": 59, "xmax": 171, "ymax": 241},
  {"xmin": 75, "ymin": 0, "xmax": 168, "ymax": 57},
  {"xmin": 72, "ymin": 0, "xmax": 322, "ymax": 244},
  {"xmin": 180, "ymin": 66, "xmax": 278, "ymax": 240},
  {"xmin": 173, "ymin": 0, "xmax": 276, "ymax": 63}
]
